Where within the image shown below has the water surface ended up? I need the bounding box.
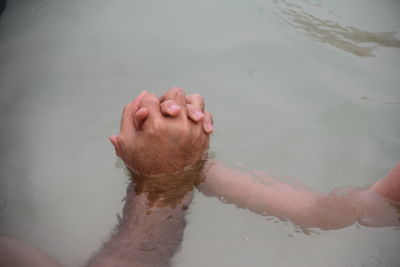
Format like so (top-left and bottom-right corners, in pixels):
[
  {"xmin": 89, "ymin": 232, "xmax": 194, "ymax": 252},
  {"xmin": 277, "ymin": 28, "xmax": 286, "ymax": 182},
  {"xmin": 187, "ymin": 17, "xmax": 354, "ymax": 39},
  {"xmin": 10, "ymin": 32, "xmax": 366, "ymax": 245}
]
[{"xmin": 0, "ymin": 0, "xmax": 399, "ymax": 266}]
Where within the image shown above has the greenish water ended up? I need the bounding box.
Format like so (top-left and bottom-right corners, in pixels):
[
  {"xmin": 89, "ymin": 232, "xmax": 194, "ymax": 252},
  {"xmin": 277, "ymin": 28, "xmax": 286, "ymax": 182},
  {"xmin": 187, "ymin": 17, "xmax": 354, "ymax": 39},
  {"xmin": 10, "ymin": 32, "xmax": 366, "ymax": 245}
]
[{"xmin": 0, "ymin": 0, "xmax": 399, "ymax": 266}]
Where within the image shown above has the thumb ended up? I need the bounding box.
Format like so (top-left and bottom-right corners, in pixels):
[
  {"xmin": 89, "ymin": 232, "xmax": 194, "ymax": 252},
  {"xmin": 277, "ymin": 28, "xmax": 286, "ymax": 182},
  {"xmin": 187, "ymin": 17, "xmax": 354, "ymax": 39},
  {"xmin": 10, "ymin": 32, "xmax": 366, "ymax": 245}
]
[
  {"xmin": 109, "ymin": 135, "xmax": 122, "ymax": 157},
  {"xmin": 134, "ymin": 107, "xmax": 149, "ymax": 130}
]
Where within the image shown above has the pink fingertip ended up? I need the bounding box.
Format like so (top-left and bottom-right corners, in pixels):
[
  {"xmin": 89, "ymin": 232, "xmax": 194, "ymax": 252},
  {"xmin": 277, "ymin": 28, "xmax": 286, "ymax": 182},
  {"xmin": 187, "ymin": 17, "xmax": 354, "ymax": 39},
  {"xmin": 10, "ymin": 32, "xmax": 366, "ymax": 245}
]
[
  {"xmin": 170, "ymin": 105, "xmax": 181, "ymax": 113},
  {"xmin": 207, "ymin": 123, "xmax": 213, "ymax": 133},
  {"xmin": 109, "ymin": 135, "xmax": 117, "ymax": 146},
  {"xmin": 194, "ymin": 111, "xmax": 204, "ymax": 120}
]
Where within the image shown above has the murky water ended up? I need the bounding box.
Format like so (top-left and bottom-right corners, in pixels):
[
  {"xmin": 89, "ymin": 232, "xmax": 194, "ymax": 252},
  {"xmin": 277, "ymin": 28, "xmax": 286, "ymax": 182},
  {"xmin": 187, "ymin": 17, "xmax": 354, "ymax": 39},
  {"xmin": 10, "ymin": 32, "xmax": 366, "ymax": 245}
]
[{"xmin": 1, "ymin": 0, "xmax": 399, "ymax": 266}]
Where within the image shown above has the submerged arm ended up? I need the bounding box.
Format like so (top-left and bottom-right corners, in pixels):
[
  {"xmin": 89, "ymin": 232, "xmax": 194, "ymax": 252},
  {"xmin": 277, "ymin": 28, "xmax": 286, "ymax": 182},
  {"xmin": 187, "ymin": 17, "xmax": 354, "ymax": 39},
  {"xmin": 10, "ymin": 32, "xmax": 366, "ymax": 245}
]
[
  {"xmin": 87, "ymin": 180, "xmax": 192, "ymax": 267},
  {"xmin": 370, "ymin": 163, "xmax": 400, "ymax": 202},
  {"xmin": 89, "ymin": 88, "xmax": 209, "ymax": 266},
  {"xmin": 198, "ymin": 162, "xmax": 400, "ymax": 230}
]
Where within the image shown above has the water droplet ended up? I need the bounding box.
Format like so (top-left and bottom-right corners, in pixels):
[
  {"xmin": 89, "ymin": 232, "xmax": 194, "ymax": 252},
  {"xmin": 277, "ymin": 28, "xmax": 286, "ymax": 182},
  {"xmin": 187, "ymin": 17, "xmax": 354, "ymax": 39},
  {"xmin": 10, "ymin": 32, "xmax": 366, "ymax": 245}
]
[
  {"xmin": 219, "ymin": 196, "xmax": 227, "ymax": 203},
  {"xmin": 361, "ymin": 256, "xmax": 383, "ymax": 267}
]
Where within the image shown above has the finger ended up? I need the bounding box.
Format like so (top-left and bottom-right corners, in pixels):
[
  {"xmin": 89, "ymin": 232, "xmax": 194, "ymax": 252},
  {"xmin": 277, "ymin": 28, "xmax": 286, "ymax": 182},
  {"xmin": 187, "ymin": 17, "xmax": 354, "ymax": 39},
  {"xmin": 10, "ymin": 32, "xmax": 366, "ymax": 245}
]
[
  {"xmin": 203, "ymin": 111, "xmax": 214, "ymax": 134},
  {"xmin": 160, "ymin": 87, "xmax": 187, "ymax": 115},
  {"xmin": 131, "ymin": 90, "xmax": 148, "ymax": 111},
  {"xmin": 120, "ymin": 90, "xmax": 147, "ymax": 133},
  {"xmin": 186, "ymin": 94, "xmax": 205, "ymax": 112},
  {"xmin": 160, "ymin": 100, "xmax": 182, "ymax": 117},
  {"xmin": 138, "ymin": 93, "xmax": 163, "ymax": 123},
  {"xmin": 187, "ymin": 104, "xmax": 204, "ymax": 122},
  {"xmin": 134, "ymin": 107, "xmax": 149, "ymax": 130}
]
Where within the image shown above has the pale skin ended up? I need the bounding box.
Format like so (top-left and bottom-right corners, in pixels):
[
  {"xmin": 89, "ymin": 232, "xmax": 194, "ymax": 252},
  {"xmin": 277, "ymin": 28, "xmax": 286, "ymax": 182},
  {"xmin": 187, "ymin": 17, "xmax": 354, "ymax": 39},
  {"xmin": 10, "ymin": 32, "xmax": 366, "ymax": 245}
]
[
  {"xmin": 116, "ymin": 92, "xmax": 400, "ymax": 232},
  {"xmin": 142, "ymin": 94, "xmax": 400, "ymax": 231},
  {"xmin": 1, "ymin": 89, "xmax": 399, "ymax": 266},
  {"xmin": 198, "ymin": 161, "xmax": 400, "ymax": 231}
]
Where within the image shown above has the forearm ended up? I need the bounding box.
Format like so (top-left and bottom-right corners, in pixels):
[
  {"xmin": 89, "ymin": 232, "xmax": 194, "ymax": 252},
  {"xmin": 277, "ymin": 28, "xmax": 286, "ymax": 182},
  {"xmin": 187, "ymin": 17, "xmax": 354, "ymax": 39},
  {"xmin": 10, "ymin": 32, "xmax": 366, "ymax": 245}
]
[
  {"xmin": 370, "ymin": 162, "xmax": 400, "ymax": 202},
  {"xmin": 200, "ymin": 162, "xmax": 400, "ymax": 230},
  {"xmin": 199, "ymin": 164, "xmax": 322, "ymax": 226},
  {"xmin": 87, "ymin": 184, "xmax": 192, "ymax": 267}
]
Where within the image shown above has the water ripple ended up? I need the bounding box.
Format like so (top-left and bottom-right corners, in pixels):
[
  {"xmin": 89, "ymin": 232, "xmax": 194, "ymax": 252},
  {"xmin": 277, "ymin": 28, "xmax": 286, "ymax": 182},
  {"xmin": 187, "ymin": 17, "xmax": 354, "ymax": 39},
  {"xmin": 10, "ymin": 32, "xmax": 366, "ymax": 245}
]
[
  {"xmin": 361, "ymin": 256, "xmax": 384, "ymax": 267},
  {"xmin": 271, "ymin": 0, "xmax": 400, "ymax": 57}
]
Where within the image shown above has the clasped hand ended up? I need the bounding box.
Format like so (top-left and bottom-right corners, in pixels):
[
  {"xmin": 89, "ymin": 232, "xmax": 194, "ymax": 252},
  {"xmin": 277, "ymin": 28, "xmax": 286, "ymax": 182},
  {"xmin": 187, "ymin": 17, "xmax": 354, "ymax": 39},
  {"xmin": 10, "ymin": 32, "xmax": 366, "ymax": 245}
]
[{"xmin": 109, "ymin": 87, "xmax": 213, "ymax": 205}]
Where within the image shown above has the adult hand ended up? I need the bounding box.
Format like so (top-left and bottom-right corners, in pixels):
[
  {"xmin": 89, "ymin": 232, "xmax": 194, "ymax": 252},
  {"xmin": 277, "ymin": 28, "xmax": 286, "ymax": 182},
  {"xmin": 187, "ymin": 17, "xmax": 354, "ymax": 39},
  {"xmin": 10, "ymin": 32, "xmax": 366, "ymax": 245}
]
[
  {"xmin": 110, "ymin": 88, "xmax": 209, "ymax": 176},
  {"xmin": 108, "ymin": 88, "xmax": 210, "ymax": 208}
]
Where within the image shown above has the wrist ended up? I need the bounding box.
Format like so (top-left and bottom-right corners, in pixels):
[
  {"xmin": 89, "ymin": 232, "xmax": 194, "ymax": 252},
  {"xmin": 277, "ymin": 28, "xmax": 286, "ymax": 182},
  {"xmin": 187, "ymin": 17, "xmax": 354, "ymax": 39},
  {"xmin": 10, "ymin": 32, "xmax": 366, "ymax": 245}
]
[
  {"xmin": 123, "ymin": 185, "xmax": 193, "ymax": 218},
  {"xmin": 119, "ymin": 185, "xmax": 192, "ymax": 235},
  {"xmin": 128, "ymin": 161, "xmax": 204, "ymax": 208}
]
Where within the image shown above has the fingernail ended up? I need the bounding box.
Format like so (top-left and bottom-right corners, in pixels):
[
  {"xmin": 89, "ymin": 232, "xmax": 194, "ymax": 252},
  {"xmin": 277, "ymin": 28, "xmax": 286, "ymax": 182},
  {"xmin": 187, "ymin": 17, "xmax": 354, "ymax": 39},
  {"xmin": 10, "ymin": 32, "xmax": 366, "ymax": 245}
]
[
  {"xmin": 170, "ymin": 105, "xmax": 180, "ymax": 112},
  {"xmin": 207, "ymin": 124, "xmax": 213, "ymax": 132},
  {"xmin": 194, "ymin": 111, "xmax": 204, "ymax": 120}
]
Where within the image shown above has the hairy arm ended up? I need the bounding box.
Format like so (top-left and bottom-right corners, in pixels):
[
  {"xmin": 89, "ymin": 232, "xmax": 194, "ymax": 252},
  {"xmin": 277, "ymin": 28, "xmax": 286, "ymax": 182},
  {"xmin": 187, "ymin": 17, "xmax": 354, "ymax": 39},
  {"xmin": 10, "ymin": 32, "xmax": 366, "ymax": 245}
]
[
  {"xmin": 88, "ymin": 88, "xmax": 209, "ymax": 266},
  {"xmin": 199, "ymin": 162, "xmax": 400, "ymax": 230},
  {"xmin": 87, "ymin": 184, "xmax": 191, "ymax": 267}
]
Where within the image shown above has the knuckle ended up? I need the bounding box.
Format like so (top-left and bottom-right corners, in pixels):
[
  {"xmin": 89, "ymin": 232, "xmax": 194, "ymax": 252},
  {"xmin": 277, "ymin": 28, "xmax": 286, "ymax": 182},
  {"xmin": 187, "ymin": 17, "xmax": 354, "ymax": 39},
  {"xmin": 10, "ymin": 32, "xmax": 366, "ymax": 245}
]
[
  {"xmin": 192, "ymin": 93, "xmax": 204, "ymax": 102},
  {"xmin": 186, "ymin": 104, "xmax": 195, "ymax": 112},
  {"xmin": 192, "ymin": 94, "xmax": 205, "ymax": 109},
  {"xmin": 147, "ymin": 93, "xmax": 159, "ymax": 102},
  {"xmin": 142, "ymin": 93, "xmax": 160, "ymax": 107},
  {"xmin": 160, "ymin": 101, "xmax": 169, "ymax": 110}
]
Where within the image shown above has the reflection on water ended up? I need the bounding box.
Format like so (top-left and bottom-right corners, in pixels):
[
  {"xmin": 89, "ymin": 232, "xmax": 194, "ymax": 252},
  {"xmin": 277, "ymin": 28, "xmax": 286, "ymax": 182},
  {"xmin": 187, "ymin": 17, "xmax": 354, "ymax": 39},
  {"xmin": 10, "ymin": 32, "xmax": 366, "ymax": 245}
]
[
  {"xmin": 360, "ymin": 96, "xmax": 400, "ymax": 105},
  {"xmin": 273, "ymin": 0, "xmax": 400, "ymax": 57}
]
